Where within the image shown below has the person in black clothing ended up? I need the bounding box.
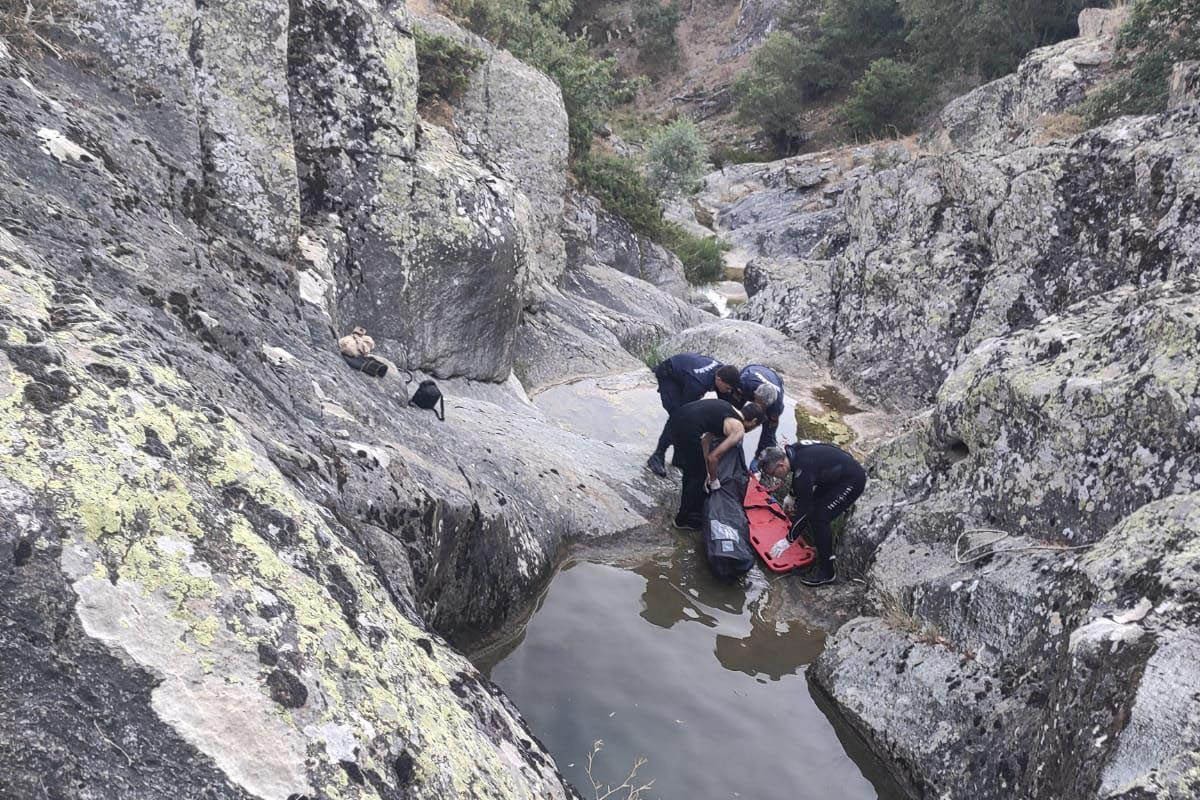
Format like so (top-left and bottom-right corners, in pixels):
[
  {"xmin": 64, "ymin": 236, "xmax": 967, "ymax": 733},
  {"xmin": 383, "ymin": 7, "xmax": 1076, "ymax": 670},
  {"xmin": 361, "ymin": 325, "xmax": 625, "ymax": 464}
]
[
  {"xmin": 647, "ymin": 354, "xmax": 742, "ymax": 477},
  {"xmin": 670, "ymin": 399, "xmax": 763, "ymax": 531},
  {"xmin": 758, "ymin": 443, "xmax": 867, "ymax": 586}
]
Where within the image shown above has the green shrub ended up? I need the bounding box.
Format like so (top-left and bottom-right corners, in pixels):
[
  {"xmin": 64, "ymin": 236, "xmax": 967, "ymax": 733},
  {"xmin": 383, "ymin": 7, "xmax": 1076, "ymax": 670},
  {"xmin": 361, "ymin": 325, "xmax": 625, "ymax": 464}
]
[
  {"xmin": 1084, "ymin": 0, "xmax": 1200, "ymax": 124},
  {"xmin": 576, "ymin": 152, "xmax": 729, "ymax": 285},
  {"xmin": 900, "ymin": 0, "xmax": 1092, "ymax": 81},
  {"xmin": 733, "ymin": 31, "xmax": 845, "ymax": 151},
  {"xmin": 414, "ymin": 29, "xmax": 487, "ymax": 106},
  {"xmin": 446, "ymin": 0, "xmax": 635, "ymax": 155},
  {"xmin": 842, "ymin": 57, "xmax": 927, "ymax": 135},
  {"xmin": 662, "ymin": 225, "xmax": 730, "ymax": 285},
  {"xmin": 644, "ymin": 119, "xmax": 708, "ymax": 197},
  {"xmin": 574, "ymin": 152, "xmax": 665, "ymax": 238},
  {"xmin": 634, "ymin": 1, "xmax": 683, "ymax": 65}
]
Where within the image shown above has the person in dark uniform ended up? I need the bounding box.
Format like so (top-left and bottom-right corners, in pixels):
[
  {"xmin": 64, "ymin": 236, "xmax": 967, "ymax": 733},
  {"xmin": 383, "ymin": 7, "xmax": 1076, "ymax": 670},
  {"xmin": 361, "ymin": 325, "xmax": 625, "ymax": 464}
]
[
  {"xmin": 669, "ymin": 399, "xmax": 764, "ymax": 531},
  {"xmin": 646, "ymin": 354, "xmax": 742, "ymax": 477},
  {"xmin": 737, "ymin": 364, "xmax": 785, "ymax": 458},
  {"xmin": 757, "ymin": 443, "xmax": 867, "ymax": 586}
]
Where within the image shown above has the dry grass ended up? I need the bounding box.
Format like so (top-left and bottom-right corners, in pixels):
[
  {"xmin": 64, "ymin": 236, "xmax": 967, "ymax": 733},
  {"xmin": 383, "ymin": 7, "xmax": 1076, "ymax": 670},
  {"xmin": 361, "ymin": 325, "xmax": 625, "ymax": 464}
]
[
  {"xmin": 0, "ymin": 0, "xmax": 78, "ymax": 57},
  {"xmin": 584, "ymin": 740, "xmax": 655, "ymax": 800},
  {"xmin": 1032, "ymin": 111, "xmax": 1088, "ymax": 145}
]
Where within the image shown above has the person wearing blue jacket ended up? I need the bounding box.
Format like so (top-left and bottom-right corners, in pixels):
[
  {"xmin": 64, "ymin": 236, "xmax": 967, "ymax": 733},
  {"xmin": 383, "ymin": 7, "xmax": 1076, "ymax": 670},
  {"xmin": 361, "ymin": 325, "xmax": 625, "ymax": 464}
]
[
  {"xmin": 737, "ymin": 364, "xmax": 785, "ymax": 457},
  {"xmin": 646, "ymin": 353, "xmax": 742, "ymax": 477}
]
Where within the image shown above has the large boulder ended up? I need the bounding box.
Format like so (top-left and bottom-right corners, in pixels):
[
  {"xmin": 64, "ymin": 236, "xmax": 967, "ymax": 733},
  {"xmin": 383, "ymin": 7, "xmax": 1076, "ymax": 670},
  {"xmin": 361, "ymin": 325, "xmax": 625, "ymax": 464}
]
[
  {"xmin": 564, "ymin": 190, "xmax": 689, "ymax": 299},
  {"xmin": 931, "ymin": 8, "xmax": 1128, "ymax": 153},
  {"xmin": 0, "ymin": 6, "xmax": 676, "ymax": 796},
  {"xmin": 1169, "ymin": 61, "xmax": 1200, "ymax": 109},
  {"xmin": 695, "ymin": 144, "xmax": 904, "ymax": 265},
  {"xmin": 78, "ymin": 0, "xmax": 301, "ymax": 255},
  {"xmin": 288, "ymin": 0, "xmax": 529, "ymax": 381},
  {"xmin": 740, "ymin": 105, "xmax": 1200, "ymax": 409},
  {"xmin": 812, "ymin": 280, "xmax": 1200, "ymax": 800},
  {"xmin": 412, "ymin": 11, "xmax": 570, "ymax": 300}
]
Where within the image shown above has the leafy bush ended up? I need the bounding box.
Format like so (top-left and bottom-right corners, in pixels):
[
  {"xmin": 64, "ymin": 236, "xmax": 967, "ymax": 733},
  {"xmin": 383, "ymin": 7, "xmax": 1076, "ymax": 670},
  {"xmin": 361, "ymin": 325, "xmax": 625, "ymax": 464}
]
[
  {"xmin": 414, "ymin": 29, "xmax": 487, "ymax": 106},
  {"xmin": 644, "ymin": 119, "xmax": 708, "ymax": 197},
  {"xmin": 446, "ymin": 0, "xmax": 635, "ymax": 155},
  {"xmin": 661, "ymin": 225, "xmax": 730, "ymax": 285},
  {"xmin": 842, "ymin": 57, "xmax": 927, "ymax": 135},
  {"xmin": 1084, "ymin": 0, "xmax": 1200, "ymax": 124},
  {"xmin": 576, "ymin": 152, "xmax": 729, "ymax": 284},
  {"xmin": 574, "ymin": 152, "xmax": 664, "ymax": 237},
  {"xmin": 735, "ymin": 0, "xmax": 1097, "ymax": 150},
  {"xmin": 634, "ymin": 1, "xmax": 683, "ymax": 65}
]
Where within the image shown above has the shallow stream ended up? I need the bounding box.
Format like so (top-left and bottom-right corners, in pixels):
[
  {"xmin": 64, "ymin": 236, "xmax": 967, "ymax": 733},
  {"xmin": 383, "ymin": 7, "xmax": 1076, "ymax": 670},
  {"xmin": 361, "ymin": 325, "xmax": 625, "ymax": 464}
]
[{"xmin": 475, "ymin": 536, "xmax": 905, "ymax": 800}]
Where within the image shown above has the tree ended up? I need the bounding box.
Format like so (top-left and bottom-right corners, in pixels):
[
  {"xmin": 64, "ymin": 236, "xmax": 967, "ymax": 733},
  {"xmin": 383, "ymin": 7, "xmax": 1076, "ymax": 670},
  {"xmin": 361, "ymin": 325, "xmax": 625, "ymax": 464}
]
[
  {"xmin": 842, "ymin": 57, "xmax": 926, "ymax": 135},
  {"xmin": 644, "ymin": 120, "xmax": 708, "ymax": 197},
  {"xmin": 733, "ymin": 31, "xmax": 844, "ymax": 152},
  {"xmin": 635, "ymin": 1, "xmax": 683, "ymax": 66}
]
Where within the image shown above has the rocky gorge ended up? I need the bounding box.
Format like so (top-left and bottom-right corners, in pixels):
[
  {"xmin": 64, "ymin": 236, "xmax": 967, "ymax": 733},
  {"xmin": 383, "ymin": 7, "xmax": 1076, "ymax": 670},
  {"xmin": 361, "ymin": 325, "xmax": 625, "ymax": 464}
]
[{"xmin": 0, "ymin": 2, "xmax": 1197, "ymax": 800}]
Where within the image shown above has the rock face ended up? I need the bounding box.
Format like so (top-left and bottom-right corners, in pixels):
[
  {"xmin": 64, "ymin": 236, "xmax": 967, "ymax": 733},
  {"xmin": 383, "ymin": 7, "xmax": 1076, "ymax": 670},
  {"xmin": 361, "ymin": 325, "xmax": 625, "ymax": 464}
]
[
  {"xmin": 932, "ymin": 8, "xmax": 1127, "ymax": 153},
  {"xmin": 79, "ymin": 0, "xmax": 302, "ymax": 255},
  {"xmin": 412, "ymin": 10, "xmax": 570, "ymax": 300},
  {"xmin": 737, "ymin": 105, "xmax": 1200, "ymax": 409},
  {"xmin": 813, "ymin": 280, "xmax": 1200, "ymax": 800},
  {"xmin": 289, "ymin": 0, "xmax": 529, "ymax": 382},
  {"xmin": 1170, "ymin": 61, "xmax": 1200, "ymax": 109},
  {"xmin": 563, "ymin": 190, "xmax": 689, "ymax": 298},
  {"xmin": 723, "ymin": 0, "xmax": 788, "ymax": 59},
  {"xmin": 698, "ymin": 14, "xmax": 1200, "ymax": 799},
  {"xmin": 0, "ymin": 0, "xmax": 700, "ymax": 795}
]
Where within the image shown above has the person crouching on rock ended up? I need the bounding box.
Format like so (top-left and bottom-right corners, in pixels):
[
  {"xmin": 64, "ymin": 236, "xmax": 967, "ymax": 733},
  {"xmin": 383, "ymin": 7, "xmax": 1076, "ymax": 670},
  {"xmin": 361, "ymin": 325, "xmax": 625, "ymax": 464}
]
[
  {"xmin": 669, "ymin": 398, "xmax": 764, "ymax": 531},
  {"xmin": 647, "ymin": 353, "xmax": 743, "ymax": 477},
  {"xmin": 757, "ymin": 443, "xmax": 866, "ymax": 587},
  {"xmin": 338, "ymin": 326, "xmax": 388, "ymax": 378}
]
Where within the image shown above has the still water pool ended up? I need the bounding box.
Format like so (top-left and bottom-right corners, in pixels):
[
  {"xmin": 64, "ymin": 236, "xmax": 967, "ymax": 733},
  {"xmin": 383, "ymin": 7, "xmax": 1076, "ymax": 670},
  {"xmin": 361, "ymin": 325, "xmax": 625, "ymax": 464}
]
[{"xmin": 476, "ymin": 538, "xmax": 905, "ymax": 800}]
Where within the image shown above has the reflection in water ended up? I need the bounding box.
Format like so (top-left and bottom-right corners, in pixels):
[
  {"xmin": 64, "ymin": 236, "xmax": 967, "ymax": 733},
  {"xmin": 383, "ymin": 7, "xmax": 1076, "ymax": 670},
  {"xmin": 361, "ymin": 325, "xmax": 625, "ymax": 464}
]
[
  {"xmin": 633, "ymin": 539, "xmax": 822, "ymax": 681},
  {"xmin": 479, "ymin": 535, "xmax": 906, "ymax": 800}
]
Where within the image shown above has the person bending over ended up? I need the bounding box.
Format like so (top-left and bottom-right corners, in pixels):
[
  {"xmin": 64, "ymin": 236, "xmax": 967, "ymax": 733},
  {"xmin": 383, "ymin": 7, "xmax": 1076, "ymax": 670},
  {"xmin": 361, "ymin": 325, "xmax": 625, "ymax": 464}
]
[
  {"xmin": 737, "ymin": 364, "xmax": 785, "ymax": 457},
  {"xmin": 669, "ymin": 399, "xmax": 763, "ymax": 531},
  {"xmin": 647, "ymin": 354, "xmax": 742, "ymax": 477},
  {"xmin": 758, "ymin": 443, "xmax": 867, "ymax": 586}
]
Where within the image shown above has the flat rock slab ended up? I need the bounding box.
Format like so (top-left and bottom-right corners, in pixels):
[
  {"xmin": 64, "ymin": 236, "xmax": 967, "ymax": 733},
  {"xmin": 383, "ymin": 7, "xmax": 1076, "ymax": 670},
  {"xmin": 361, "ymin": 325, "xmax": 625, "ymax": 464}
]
[{"xmin": 532, "ymin": 370, "xmax": 665, "ymax": 450}]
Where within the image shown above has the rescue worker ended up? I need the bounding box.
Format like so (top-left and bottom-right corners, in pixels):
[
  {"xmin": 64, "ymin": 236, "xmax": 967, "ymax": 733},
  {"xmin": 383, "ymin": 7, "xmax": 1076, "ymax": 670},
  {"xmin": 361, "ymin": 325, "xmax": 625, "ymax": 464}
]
[
  {"xmin": 338, "ymin": 326, "xmax": 387, "ymax": 377},
  {"xmin": 670, "ymin": 399, "xmax": 763, "ymax": 531},
  {"xmin": 737, "ymin": 364, "xmax": 785, "ymax": 457},
  {"xmin": 647, "ymin": 353, "xmax": 743, "ymax": 477},
  {"xmin": 757, "ymin": 443, "xmax": 867, "ymax": 586}
]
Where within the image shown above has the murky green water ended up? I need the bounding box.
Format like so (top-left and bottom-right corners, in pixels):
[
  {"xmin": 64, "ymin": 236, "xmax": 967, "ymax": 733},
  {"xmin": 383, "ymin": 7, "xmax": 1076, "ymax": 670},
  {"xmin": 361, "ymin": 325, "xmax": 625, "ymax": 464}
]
[{"xmin": 476, "ymin": 538, "xmax": 906, "ymax": 800}]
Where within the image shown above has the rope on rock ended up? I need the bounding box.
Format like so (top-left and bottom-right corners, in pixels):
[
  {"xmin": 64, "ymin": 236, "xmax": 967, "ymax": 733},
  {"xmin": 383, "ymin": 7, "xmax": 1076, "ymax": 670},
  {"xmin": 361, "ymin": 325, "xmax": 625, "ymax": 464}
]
[{"xmin": 954, "ymin": 528, "xmax": 1097, "ymax": 565}]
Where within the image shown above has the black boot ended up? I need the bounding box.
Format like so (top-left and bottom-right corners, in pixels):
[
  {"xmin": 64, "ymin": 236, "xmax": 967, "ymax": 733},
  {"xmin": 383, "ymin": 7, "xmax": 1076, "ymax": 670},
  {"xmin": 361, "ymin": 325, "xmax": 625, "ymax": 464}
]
[
  {"xmin": 799, "ymin": 559, "xmax": 837, "ymax": 587},
  {"xmin": 646, "ymin": 451, "xmax": 668, "ymax": 477}
]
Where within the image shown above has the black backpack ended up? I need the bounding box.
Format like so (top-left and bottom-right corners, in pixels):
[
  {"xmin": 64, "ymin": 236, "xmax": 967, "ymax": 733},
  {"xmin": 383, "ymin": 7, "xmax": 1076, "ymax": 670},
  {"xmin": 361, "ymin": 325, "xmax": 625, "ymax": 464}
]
[{"xmin": 404, "ymin": 372, "xmax": 445, "ymax": 421}]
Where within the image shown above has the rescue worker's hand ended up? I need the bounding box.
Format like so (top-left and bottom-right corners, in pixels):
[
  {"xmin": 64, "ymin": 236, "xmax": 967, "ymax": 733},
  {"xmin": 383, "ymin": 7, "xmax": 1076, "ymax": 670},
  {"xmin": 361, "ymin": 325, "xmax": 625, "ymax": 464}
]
[
  {"xmin": 768, "ymin": 538, "xmax": 790, "ymax": 559},
  {"xmin": 706, "ymin": 478, "xmax": 722, "ymax": 493},
  {"xmin": 782, "ymin": 496, "xmax": 795, "ymax": 515}
]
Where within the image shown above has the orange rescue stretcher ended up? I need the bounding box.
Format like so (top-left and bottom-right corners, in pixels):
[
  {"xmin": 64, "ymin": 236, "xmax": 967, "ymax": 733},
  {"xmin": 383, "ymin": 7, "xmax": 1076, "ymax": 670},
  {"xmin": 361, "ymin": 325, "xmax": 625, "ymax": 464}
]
[{"xmin": 744, "ymin": 475, "xmax": 816, "ymax": 573}]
